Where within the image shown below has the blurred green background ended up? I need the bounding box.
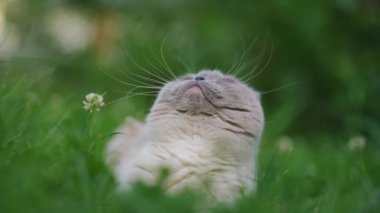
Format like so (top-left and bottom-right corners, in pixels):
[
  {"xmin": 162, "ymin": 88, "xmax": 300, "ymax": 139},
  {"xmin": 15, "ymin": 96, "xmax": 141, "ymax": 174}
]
[{"xmin": 1, "ymin": 0, "xmax": 379, "ymax": 212}]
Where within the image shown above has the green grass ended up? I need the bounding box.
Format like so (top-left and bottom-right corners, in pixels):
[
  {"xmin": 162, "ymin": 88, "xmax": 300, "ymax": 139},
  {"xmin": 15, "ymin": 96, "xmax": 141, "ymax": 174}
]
[{"xmin": 1, "ymin": 72, "xmax": 379, "ymax": 213}]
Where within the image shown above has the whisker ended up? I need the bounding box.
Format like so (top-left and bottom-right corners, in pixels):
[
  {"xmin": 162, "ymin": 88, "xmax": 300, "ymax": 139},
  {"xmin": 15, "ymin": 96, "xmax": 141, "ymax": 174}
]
[
  {"xmin": 121, "ymin": 46, "xmax": 171, "ymax": 83},
  {"xmin": 260, "ymin": 82, "xmax": 298, "ymax": 95},
  {"xmin": 114, "ymin": 89, "xmax": 156, "ymax": 95},
  {"xmin": 106, "ymin": 87, "xmax": 160, "ymax": 106},
  {"xmin": 120, "ymin": 65, "xmax": 166, "ymax": 86},
  {"xmin": 119, "ymin": 38, "xmax": 169, "ymax": 83},
  {"xmin": 177, "ymin": 56, "xmax": 194, "ymax": 73},
  {"xmin": 238, "ymin": 37, "xmax": 268, "ymax": 81},
  {"xmin": 106, "ymin": 93, "xmax": 156, "ymax": 105},
  {"xmin": 230, "ymin": 59, "xmax": 256, "ymax": 78},
  {"xmin": 238, "ymin": 61, "xmax": 261, "ymax": 82},
  {"xmin": 244, "ymin": 42, "xmax": 274, "ymax": 83},
  {"xmin": 150, "ymin": 49, "xmax": 176, "ymax": 80},
  {"xmin": 226, "ymin": 32, "xmax": 246, "ymax": 75},
  {"xmin": 116, "ymin": 88, "xmax": 159, "ymax": 95},
  {"xmin": 132, "ymin": 87, "xmax": 159, "ymax": 97},
  {"xmin": 230, "ymin": 36, "xmax": 260, "ymax": 77},
  {"xmin": 101, "ymin": 68, "xmax": 162, "ymax": 89},
  {"xmin": 226, "ymin": 53, "xmax": 242, "ymax": 75},
  {"xmin": 130, "ymin": 57, "xmax": 170, "ymax": 83},
  {"xmin": 116, "ymin": 68, "xmax": 161, "ymax": 88},
  {"xmin": 227, "ymin": 32, "xmax": 246, "ymax": 75},
  {"xmin": 239, "ymin": 38, "xmax": 271, "ymax": 82},
  {"xmin": 144, "ymin": 53, "xmax": 173, "ymax": 81},
  {"xmin": 128, "ymin": 92, "xmax": 158, "ymax": 96},
  {"xmin": 160, "ymin": 37, "xmax": 178, "ymax": 79},
  {"xmin": 125, "ymin": 85, "xmax": 159, "ymax": 99}
]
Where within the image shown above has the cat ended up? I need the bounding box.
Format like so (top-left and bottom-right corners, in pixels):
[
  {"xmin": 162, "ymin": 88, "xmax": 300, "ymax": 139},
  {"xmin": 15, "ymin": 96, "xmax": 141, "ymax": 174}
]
[{"xmin": 106, "ymin": 70, "xmax": 264, "ymax": 203}]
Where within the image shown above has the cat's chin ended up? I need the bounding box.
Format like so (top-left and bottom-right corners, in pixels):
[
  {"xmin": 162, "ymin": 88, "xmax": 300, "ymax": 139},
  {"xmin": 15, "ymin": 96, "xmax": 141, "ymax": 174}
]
[
  {"xmin": 174, "ymin": 87, "xmax": 216, "ymax": 115},
  {"xmin": 186, "ymin": 84, "xmax": 203, "ymax": 94},
  {"xmin": 184, "ymin": 85, "xmax": 205, "ymax": 100}
]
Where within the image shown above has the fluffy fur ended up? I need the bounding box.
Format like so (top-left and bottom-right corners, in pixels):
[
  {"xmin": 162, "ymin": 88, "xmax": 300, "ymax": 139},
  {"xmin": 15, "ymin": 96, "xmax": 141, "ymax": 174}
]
[{"xmin": 106, "ymin": 70, "xmax": 264, "ymax": 203}]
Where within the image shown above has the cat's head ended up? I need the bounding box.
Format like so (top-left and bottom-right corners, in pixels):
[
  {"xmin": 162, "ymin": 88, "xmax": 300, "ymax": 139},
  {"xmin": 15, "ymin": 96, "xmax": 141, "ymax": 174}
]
[{"xmin": 150, "ymin": 70, "xmax": 264, "ymax": 139}]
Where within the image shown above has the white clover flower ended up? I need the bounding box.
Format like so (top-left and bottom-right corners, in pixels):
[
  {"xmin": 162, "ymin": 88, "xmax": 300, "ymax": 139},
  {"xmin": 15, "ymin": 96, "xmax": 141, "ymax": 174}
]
[
  {"xmin": 276, "ymin": 136, "xmax": 294, "ymax": 153},
  {"xmin": 83, "ymin": 93, "xmax": 105, "ymax": 112},
  {"xmin": 348, "ymin": 135, "xmax": 366, "ymax": 152}
]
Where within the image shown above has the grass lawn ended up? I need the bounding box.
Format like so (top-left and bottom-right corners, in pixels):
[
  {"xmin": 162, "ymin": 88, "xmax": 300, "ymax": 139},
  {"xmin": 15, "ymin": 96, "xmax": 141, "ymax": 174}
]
[{"xmin": 1, "ymin": 71, "xmax": 379, "ymax": 213}]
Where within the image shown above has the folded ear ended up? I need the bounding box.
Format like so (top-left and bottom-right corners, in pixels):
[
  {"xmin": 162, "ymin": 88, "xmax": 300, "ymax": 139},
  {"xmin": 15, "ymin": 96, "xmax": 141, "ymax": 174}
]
[{"xmin": 105, "ymin": 117, "xmax": 145, "ymax": 175}]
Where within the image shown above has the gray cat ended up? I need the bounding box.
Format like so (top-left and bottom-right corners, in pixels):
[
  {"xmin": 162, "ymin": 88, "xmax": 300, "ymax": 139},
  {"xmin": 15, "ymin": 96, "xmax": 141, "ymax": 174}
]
[{"xmin": 106, "ymin": 70, "xmax": 264, "ymax": 203}]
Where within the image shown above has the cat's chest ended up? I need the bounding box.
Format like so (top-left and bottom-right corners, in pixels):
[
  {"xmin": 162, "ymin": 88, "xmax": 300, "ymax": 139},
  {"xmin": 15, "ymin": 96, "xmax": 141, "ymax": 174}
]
[
  {"xmin": 118, "ymin": 135, "xmax": 254, "ymax": 203},
  {"xmin": 135, "ymin": 136, "xmax": 216, "ymax": 172},
  {"xmin": 119, "ymin": 136, "xmax": 228, "ymax": 186}
]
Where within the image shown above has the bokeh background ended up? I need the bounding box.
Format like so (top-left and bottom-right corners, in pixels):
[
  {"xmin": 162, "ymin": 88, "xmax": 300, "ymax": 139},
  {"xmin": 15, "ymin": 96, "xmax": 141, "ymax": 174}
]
[{"xmin": 1, "ymin": 0, "xmax": 379, "ymax": 212}]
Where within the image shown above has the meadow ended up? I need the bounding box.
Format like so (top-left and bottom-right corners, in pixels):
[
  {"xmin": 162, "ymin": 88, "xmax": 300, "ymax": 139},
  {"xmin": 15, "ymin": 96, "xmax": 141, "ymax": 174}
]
[
  {"xmin": 1, "ymin": 0, "xmax": 380, "ymax": 212},
  {"xmin": 1, "ymin": 67, "xmax": 379, "ymax": 212}
]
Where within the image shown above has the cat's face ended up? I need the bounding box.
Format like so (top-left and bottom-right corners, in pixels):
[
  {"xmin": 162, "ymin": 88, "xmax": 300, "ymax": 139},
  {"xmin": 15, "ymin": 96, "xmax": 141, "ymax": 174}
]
[
  {"xmin": 156, "ymin": 70, "xmax": 261, "ymax": 115},
  {"xmin": 151, "ymin": 70, "xmax": 264, "ymax": 138}
]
